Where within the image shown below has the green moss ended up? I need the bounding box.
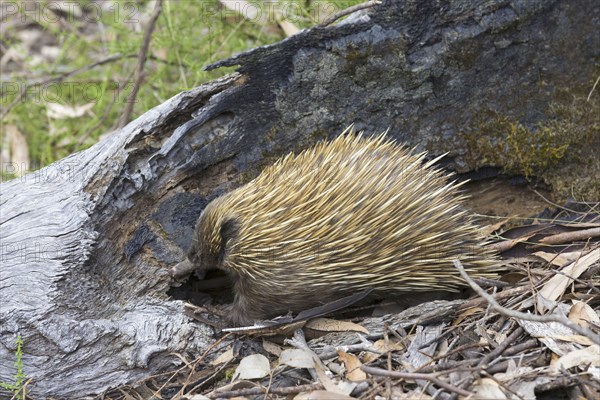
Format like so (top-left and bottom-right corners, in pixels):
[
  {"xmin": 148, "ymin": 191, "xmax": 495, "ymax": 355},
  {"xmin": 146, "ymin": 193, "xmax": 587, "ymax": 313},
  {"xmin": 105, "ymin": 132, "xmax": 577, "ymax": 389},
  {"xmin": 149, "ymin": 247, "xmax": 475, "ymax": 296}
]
[
  {"xmin": 464, "ymin": 91, "xmax": 599, "ymax": 200},
  {"xmin": 465, "ymin": 112, "xmax": 568, "ymax": 178},
  {"xmin": 540, "ymin": 95, "xmax": 600, "ymax": 200},
  {"xmin": 224, "ymin": 367, "xmax": 236, "ymax": 381},
  {"xmin": 346, "ymin": 48, "xmax": 369, "ymax": 62}
]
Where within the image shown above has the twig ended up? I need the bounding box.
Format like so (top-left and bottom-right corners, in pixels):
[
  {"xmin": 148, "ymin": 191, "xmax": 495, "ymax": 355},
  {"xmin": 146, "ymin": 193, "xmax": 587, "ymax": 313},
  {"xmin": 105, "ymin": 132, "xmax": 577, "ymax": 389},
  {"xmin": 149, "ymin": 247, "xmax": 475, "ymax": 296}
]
[
  {"xmin": 579, "ymin": 378, "xmax": 599, "ymax": 400},
  {"xmin": 361, "ymin": 366, "xmax": 473, "ymax": 397},
  {"xmin": 264, "ymin": 364, "xmax": 275, "ymax": 400},
  {"xmin": 318, "ymin": 0, "xmax": 381, "ymax": 27},
  {"xmin": 425, "ymin": 342, "xmax": 486, "ymax": 364},
  {"xmin": 418, "ymin": 345, "xmax": 541, "ymax": 375},
  {"xmin": 384, "ymin": 323, "xmax": 392, "ymax": 400},
  {"xmin": 453, "ymin": 260, "xmax": 600, "ymax": 345},
  {"xmin": 447, "ymin": 327, "xmax": 526, "ymax": 400},
  {"xmin": 531, "ymin": 189, "xmax": 585, "ymax": 214},
  {"xmin": 587, "ymin": 74, "xmax": 600, "ymax": 101},
  {"xmin": 502, "ymin": 339, "xmax": 540, "ymax": 356},
  {"xmin": 575, "ymin": 373, "xmax": 600, "ymax": 391},
  {"xmin": 478, "ymin": 327, "xmax": 524, "ymax": 368},
  {"xmin": 284, "ymin": 327, "xmax": 311, "ymax": 352},
  {"xmin": 210, "ymin": 382, "xmax": 323, "ymax": 399},
  {"xmin": 418, "ymin": 325, "xmax": 461, "ymax": 349},
  {"xmin": 184, "ymin": 334, "xmax": 233, "ymax": 393},
  {"xmin": 318, "ymin": 343, "xmax": 382, "ymax": 361},
  {"xmin": 535, "ymin": 375, "xmax": 579, "ymax": 392},
  {"xmin": 357, "ymin": 376, "xmax": 391, "ymax": 400},
  {"xmin": 189, "ymin": 357, "xmax": 234, "ymax": 394},
  {"xmin": 539, "ymin": 227, "xmax": 600, "ymax": 245},
  {"xmin": 460, "ymin": 286, "xmax": 529, "ymax": 311},
  {"xmin": 117, "ymin": 0, "xmax": 163, "ymax": 128}
]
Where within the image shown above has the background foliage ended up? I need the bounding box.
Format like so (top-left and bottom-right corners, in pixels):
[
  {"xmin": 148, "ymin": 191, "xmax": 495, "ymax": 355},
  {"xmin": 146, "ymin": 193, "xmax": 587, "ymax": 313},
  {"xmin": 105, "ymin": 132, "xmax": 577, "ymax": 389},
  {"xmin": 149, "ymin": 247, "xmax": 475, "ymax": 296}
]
[{"xmin": 0, "ymin": 0, "xmax": 363, "ymax": 173}]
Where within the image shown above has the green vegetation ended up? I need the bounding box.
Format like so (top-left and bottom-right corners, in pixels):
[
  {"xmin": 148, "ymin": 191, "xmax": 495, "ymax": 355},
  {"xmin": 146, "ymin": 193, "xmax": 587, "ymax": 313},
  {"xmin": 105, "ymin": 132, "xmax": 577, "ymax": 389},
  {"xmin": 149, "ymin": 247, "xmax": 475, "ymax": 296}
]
[
  {"xmin": 464, "ymin": 91, "xmax": 600, "ymax": 200},
  {"xmin": 465, "ymin": 111, "xmax": 569, "ymax": 178},
  {"xmin": 0, "ymin": 335, "xmax": 26, "ymax": 399},
  {"xmin": 1, "ymin": 0, "xmax": 364, "ymax": 169}
]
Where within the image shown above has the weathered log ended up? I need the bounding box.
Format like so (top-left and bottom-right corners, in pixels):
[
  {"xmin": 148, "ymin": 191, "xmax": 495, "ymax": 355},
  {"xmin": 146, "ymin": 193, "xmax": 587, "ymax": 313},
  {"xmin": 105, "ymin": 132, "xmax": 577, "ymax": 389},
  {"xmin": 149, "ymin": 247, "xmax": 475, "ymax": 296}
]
[{"xmin": 0, "ymin": 0, "xmax": 597, "ymax": 397}]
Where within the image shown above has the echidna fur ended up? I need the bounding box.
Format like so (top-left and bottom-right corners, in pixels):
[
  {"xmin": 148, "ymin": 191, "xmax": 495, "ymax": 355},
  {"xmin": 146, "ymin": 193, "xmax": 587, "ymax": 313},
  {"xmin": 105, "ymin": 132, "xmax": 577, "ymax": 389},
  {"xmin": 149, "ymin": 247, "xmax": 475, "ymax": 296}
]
[{"xmin": 186, "ymin": 127, "xmax": 498, "ymax": 325}]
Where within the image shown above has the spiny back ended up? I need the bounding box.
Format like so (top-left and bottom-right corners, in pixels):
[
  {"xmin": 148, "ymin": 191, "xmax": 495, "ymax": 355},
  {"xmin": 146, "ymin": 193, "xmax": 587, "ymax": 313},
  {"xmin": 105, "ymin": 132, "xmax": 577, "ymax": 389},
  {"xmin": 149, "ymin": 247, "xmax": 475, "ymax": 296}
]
[{"xmin": 190, "ymin": 129, "xmax": 498, "ymax": 325}]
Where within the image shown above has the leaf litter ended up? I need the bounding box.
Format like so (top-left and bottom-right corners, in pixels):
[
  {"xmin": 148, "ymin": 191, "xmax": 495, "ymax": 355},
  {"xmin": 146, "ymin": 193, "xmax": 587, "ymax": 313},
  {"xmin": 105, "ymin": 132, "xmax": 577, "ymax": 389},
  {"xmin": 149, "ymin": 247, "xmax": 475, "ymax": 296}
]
[{"xmin": 101, "ymin": 204, "xmax": 599, "ymax": 399}]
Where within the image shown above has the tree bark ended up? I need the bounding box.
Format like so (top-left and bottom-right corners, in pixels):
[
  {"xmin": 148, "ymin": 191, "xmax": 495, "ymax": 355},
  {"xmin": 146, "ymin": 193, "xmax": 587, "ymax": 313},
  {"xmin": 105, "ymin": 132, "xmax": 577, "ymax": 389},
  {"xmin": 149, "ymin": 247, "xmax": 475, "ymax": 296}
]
[{"xmin": 0, "ymin": 0, "xmax": 597, "ymax": 397}]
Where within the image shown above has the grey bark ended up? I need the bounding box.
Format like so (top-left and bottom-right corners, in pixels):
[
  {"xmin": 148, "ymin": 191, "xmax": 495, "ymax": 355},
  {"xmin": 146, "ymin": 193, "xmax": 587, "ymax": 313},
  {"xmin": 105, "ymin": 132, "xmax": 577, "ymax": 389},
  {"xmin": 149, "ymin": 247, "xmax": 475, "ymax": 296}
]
[{"xmin": 0, "ymin": 0, "xmax": 597, "ymax": 397}]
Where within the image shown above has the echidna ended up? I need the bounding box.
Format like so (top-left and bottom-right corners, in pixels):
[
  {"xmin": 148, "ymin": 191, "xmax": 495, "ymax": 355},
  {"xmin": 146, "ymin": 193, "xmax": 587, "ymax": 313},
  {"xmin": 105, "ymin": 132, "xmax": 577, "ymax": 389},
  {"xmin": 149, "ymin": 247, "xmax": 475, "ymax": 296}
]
[{"xmin": 185, "ymin": 128, "xmax": 498, "ymax": 326}]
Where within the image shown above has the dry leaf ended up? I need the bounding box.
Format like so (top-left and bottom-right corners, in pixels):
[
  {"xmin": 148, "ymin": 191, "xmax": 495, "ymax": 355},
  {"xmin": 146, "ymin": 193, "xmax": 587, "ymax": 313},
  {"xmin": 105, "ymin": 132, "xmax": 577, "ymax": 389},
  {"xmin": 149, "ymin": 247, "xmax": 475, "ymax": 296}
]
[
  {"xmin": 481, "ymin": 218, "xmax": 509, "ymax": 235},
  {"xmin": 3, "ymin": 124, "xmax": 29, "ymax": 176},
  {"xmin": 551, "ymin": 334, "xmax": 596, "ymax": 346},
  {"xmin": 188, "ymin": 395, "xmax": 211, "ymax": 400},
  {"xmin": 207, "ymin": 380, "xmax": 255, "ymax": 398},
  {"xmin": 532, "ymin": 251, "xmax": 581, "ymax": 267},
  {"xmin": 489, "ymin": 234, "xmax": 535, "ymax": 253},
  {"xmin": 337, "ymin": 350, "xmax": 366, "ymax": 381},
  {"xmin": 494, "ymin": 365, "xmax": 534, "ymax": 381},
  {"xmin": 363, "ymin": 339, "xmax": 404, "ymax": 363},
  {"xmin": 551, "ymin": 345, "xmax": 600, "ymax": 371},
  {"xmin": 277, "ymin": 18, "xmax": 300, "ymax": 36},
  {"xmin": 280, "ymin": 344, "xmax": 347, "ymax": 394},
  {"xmin": 568, "ymin": 300, "xmax": 600, "ymax": 329},
  {"xmin": 231, "ymin": 354, "xmax": 270, "ymax": 381},
  {"xmin": 219, "ymin": 0, "xmax": 265, "ymax": 22},
  {"xmin": 211, "ymin": 347, "xmax": 234, "ymax": 365},
  {"xmin": 279, "ymin": 348, "xmax": 315, "ymax": 369},
  {"xmin": 313, "ymin": 355, "xmax": 348, "ymax": 395},
  {"xmin": 453, "ymin": 306, "xmax": 484, "ymax": 326},
  {"xmin": 494, "ymin": 366, "xmax": 538, "ymax": 400},
  {"xmin": 308, "ymin": 348, "xmax": 350, "ymax": 395},
  {"xmin": 305, "ymin": 317, "xmax": 369, "ymax": 334},
  {"xmin": 473, "ymin": 377, "xmax": 507, "ymax": 399},
  {"xmin": 262, "ymin": 339, "xmax": 282, "ymax": 356},
  {"xmin": 519, "ymin": 309, "xmax": 584, "ymax": 357},
  {"xmin": 294, "ymin": 391, "xmax": 354, "ymax": 400},
  {"xmin": 46, "ymin": 102, "xmax": 94, "ymax": 119},
  {"xmin": 336, "ymin": 381, "xmax": 357, "ymax": 395},
  {"xmin": 511, "ymin": 381, "xmax": 537, "ymax": 400},
  {"xmin": 493, "ymin": 330, "xmax": 508, "ymax": 345},
  {"xmin": 374, "ymin": 338, "xmax": 404, "ymax": 352},
  {"xmin": 537, "ymin": 249, "xmax": 599, "ymax": 312}
]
